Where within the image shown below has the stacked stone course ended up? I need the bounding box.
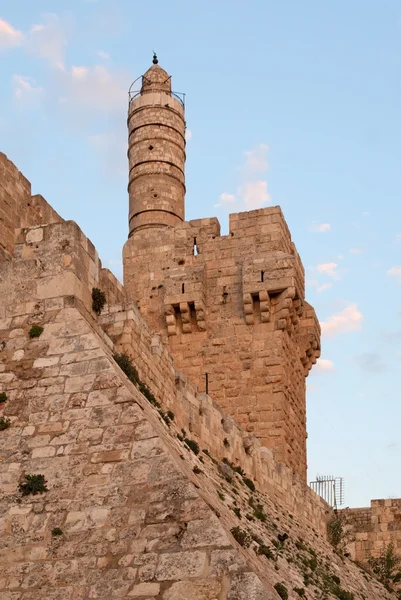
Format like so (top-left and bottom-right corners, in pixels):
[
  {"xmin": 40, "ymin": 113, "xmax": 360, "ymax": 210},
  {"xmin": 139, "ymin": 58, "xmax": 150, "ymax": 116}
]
[{"xmin": 341, "ymin": 500, "xmax": 401, "ymax": 562}]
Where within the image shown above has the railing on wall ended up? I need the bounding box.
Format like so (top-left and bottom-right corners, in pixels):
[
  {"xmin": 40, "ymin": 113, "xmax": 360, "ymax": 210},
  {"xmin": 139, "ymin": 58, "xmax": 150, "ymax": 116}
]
[{"xmin": 310, "ymin": 475, "xmax": 344, "ymax": 509}]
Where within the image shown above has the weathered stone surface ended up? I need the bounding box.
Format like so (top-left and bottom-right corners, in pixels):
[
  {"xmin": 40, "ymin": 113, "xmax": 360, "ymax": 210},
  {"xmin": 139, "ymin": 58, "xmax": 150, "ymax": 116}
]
[{"xmin": 155, "ymin": 551, "xmax": 207, "ymax": 580}]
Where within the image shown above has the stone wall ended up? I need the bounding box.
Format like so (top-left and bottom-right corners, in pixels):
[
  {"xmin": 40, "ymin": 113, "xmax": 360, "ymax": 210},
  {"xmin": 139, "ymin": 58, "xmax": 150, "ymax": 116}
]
[
  {"xmin": 341, "ymin": 499, "xmax": 401, "ymax": 562},
  {"xmin": 0, "ymin": 153, "xmax": 63, "ymax": 261},
  {"xmin": 123, "ymin": 207, "xmax": 321, "ymax": 481},
  {"xmin": 0, "ymin": 225, "xmax": 395, "ymax": 599},
  {"xmin": 0, "ymin": 215, "xmax": 328, "ymax": 534}
]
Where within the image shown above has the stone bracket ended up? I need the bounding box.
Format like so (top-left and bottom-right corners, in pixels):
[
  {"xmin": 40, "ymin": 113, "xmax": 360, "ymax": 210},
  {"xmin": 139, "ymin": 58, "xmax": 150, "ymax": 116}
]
[{"xmin": 164, "ymin": 299, "xmax": 206, "ymax": 335}]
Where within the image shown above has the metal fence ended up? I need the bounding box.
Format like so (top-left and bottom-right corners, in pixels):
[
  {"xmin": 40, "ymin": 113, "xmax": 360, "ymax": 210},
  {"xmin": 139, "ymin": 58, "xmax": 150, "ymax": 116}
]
[{"xmin": 310, "ymin": 475, "xmax": 344, "ymax": 508}]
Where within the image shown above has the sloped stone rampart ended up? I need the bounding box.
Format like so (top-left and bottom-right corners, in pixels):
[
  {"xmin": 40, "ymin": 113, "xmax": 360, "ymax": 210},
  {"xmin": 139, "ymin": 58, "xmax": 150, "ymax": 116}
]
[{"xmin": 0, "ymin": 301, "xmax": 396, "ymax": 599}]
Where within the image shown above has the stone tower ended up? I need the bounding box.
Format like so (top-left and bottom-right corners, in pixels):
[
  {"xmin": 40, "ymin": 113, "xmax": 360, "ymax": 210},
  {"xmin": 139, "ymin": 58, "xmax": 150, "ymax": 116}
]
[
  {"xmin": 123, "ymin": 58, "xmax": 321, "ymax": 481},
  {"xmin": 127, "ymin": 53, "xmax": 186, "ymax": 236}
]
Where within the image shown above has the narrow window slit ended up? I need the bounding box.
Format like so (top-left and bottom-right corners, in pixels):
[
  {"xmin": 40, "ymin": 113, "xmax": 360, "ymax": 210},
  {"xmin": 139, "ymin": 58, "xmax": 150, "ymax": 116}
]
[
  {"xmin": 261, "ymin": 270, "xmax": 264, "ymax": 282},
  {"xmin": 182, "ymin": 283, "xmax": 185, "ymax": 293}
]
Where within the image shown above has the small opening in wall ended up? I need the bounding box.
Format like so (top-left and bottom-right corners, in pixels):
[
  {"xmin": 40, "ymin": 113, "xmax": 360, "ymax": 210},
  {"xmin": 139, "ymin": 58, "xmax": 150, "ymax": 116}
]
[
  {"xmin": 153, "ymin": 194, "xmax": 158, "ymax": 198},
  {"xmin": 148, "ymin": 145, "xmax": 154, "ymax": 151},
  {"xmin": 182, "ymin": 283, "xmax": 185, "ymax": 294},
  {"xmin": 193, "ymin": 237, "xmax": 199, "ymax": 256},
  {"xmin": 261, "ymin": 270, "xmax": 264, "ymax": 282}
]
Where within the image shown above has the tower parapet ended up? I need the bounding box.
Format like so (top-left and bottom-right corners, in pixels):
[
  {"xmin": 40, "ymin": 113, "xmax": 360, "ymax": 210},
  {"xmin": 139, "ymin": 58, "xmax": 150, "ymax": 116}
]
[{"xmin": 127, "ymin": 54, "xmax": 186, "ymax": 237}]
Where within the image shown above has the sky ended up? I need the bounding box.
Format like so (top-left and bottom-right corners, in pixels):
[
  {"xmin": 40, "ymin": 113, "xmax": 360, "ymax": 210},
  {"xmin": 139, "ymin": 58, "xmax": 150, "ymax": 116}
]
[{"xmin": 0, "ymin": 1, "xmax": 400, "ymax": 508}]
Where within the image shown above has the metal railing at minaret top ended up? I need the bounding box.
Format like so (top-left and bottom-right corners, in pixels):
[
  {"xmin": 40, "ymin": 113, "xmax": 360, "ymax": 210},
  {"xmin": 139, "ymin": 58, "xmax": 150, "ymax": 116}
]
[{"xmin": 128, "ymin": 77, "xmax": 185, "ymax": 107}]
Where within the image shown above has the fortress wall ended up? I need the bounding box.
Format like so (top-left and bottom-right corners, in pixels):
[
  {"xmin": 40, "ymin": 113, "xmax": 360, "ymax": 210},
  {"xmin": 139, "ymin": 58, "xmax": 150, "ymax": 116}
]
[
  {"xmin": 0, "ymin": 154, "xmax": 63, "ymax": 262},
  {"xmin": 101, "ymin": 304, "xmax": 330, "ymax": 534},
  {"xmin": 0, "ymin": 219, "xmax": 329, "ymax": 533},
  {"xmin": 341, "ymin": 500, "xmax": 401, "ymax": 562},
  {"xmin": 0, "ymin": 299, "xmax": 393, "ymax": 599}
]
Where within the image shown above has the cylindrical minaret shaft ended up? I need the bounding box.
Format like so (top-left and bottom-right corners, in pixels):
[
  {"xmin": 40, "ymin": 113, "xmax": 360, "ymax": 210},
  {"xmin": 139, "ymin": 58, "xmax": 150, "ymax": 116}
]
[{"xmin": 127, "ymin": 55, "xmax": 186, "ymax": 236}]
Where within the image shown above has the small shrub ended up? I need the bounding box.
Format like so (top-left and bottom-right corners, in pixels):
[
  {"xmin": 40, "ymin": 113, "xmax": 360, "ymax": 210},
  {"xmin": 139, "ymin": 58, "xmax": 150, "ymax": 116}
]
[
  {"xmin": 217, "ymin": 491, "xmax": 225, "ymax": 501},
  {"xmin": 309, "ymin": 556, "xmax": 318, "ymax": 571},
  {"xmin": 253, "ymin": 504, "xmax": 267, "ymax": 522},
  {"xmin": 0, "ymin": 416, "xmax": 11, "ymax": 430},
  {"xmin": 139, "ymin": 381, "xmax": 160, "ymax": 408},
  {"xmin": 91, "ymin": 287, "xmax": 106, "ymax": 315},
  {"xmin": 166, "ymin": 410, "xmax": 175, "ymax": 421},
  {"xmin": 274, "ymin": 582, "xmax": 288, "ymax": 599},
  {"xmin": 230, "ymin": 526, "xmax": 251, "ymax": 548},
  {"xmin": 19, "ymin": 474, "xmax": 48, "ymax": 496},
  {"xmin": 234, "ymin": 465, "xmax": 245, "ymax": 476},
  {"xmin": 257, "ymin": 544, "xmax": 275, "ymax": 559},
  {"xmin": 368, "ymin": 542, "xmax": 401, "ymax": 591},
  {"xmin": 233, "ymin": 507, "xmax": 241, "ymax": 519},
  {"xmin": 243, "ymin": 477, "xmax": 255, "ymax": 492},
  {"xmin": 0, "ymin": 392, "xmax": 7, "ymax": 403},
  {"xmin": 52, "ymin": 527, "xmax": 63, "ymax": 536},
  {"xmin": 333, "ymin": 589, "xmax": 354, "ymax": 600},
  {"xmin": 193, "ymin": 465, "xmax": 202, "ymax": 474},
  {"xmin": 184, "ymin": 438, "xmax": 200, "ymax": 455},
  {"xmin": 29, "ymin": 325, "xmax": 43, "ymax": 338},
  {"xmin": 293, "ymin": 588, "xmax": 305, "ymax": 597},
  {"xmin": 327, "ymin": 512, "xmax": 346, "ymax": 549},
  {"xmin": 223, "ymin": 437, "xmax": 230, "ymax": 447},
  {"xmin": 203, "ymin": 448, "xmax": 211, "ymax": 457},
  {"xmin": 113, "ymin": 352, "xmax": 139, "ymax": 385},
  {"xmin": 332, "ymin": 575, "xmax": 341, "ymax": 585}
]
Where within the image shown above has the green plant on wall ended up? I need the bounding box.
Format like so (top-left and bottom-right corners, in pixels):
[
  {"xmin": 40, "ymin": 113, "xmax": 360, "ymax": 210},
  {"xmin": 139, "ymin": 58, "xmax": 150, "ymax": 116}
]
[
  {"xmin": 0, "ymin": 416, "xmax": 11, "ymax": 430},
  {"xmin": 92, "ymin": 287, "xmax": 106, "ymax": 315},
  {"xmin": 19, "ymin": 474, "xmax": 48, "ymax": 496},
  {"xmin": 0, "ymin": 392, "xmax": 7, "ymax": 403},
  {"xmin": 326, "ymin": 511, "xmax": 352, "ymax": 554},
  {"xmin": 29, "ymin": 325, "xmax": 43, "ymax": 338},
  {"xmin": 368, "ymin": 543, "xmax": 401, "ymax": 592}
]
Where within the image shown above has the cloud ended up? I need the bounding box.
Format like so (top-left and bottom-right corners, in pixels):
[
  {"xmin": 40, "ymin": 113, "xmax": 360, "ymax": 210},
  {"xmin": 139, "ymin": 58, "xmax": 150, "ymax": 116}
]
[
  {"xmin": 309, "ymin": 223, "xmax": 331, "ymax": 233},
  {"xmin": 12, "ymin": 75, "xmax": 44, "ymax": 105},
  {"xmin": 239, "ymin": 180, "xmax": 270, "ymax": 209},
  {"xmin": 354, "ymin": 353, "xmax": 385, "ymax": 373},
  {"xmin": 387, "ymin": 267, "xmax": 401, "ymax": 283},
  {"xmin": 314, "ymin": 359, "xmax": 335, "ymax": 373},
  {"xmin": 185, "ymin": 129, "xmax": 192, "ymax": 142},
  {"xmin": 27, "ymin": 14, "xmax": 68, "ymax": 70},
  {"xmin": 320, "ymin": 303, "xmax": 363, "ymax": 337},
  {"xmin": 244, "ymin": 143, "xmax": 268, "ymax": 172},
  {"xmin": 214, "ymin": 192, "xmax": 236, "ymax": 208},
  {"xmin": 217, "ymin": 143, "xmax": 271, "ymax": 211},
  {"xmin": 350, "ymin": 247, "xmax": 363, "ymax": 255},
  {"xmin": 316, "ymin": 262, "xmax": 339, "ymax": 280},
  {"xmin": 58, "ymin": 64, "xmax": 129, "ymax": 114},
  {"xmin": 0, "ymin": 18, "xmax": 24, "ymax": 48},
  {"xmin": 317, "ymin": 283, "xmax": 332, "ymax": 293}
]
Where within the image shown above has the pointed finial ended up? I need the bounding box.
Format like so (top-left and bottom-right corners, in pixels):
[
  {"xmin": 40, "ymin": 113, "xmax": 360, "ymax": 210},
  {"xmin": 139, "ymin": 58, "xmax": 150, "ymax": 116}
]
[{"xmin": 152, "ymin": 52, "xmax": 158, "ymax": 65}]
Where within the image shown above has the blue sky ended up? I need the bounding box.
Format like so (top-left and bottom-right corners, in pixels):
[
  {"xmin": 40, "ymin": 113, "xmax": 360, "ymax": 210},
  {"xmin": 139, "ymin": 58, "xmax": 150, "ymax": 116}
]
[{"xmin": 1, "ymin": 1, "xmax": 400, "ymax": 508}]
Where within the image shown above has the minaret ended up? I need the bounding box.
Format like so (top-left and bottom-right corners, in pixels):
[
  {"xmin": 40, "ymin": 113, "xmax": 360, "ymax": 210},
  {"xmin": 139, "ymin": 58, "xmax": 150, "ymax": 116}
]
[{"xmin": 127, "ymin": 54, "xmax": 186, "ymax": 237}]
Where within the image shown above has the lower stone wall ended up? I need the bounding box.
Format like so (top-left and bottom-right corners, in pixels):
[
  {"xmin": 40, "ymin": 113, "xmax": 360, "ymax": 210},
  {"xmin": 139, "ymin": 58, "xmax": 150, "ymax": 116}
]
[
  {"xmin": 100, "ymin": 305, "xmax": 331, "ymax": 535},
  {"xmin": 342, "ymin": 499, "xmax": 401, "ymax": 562}
]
